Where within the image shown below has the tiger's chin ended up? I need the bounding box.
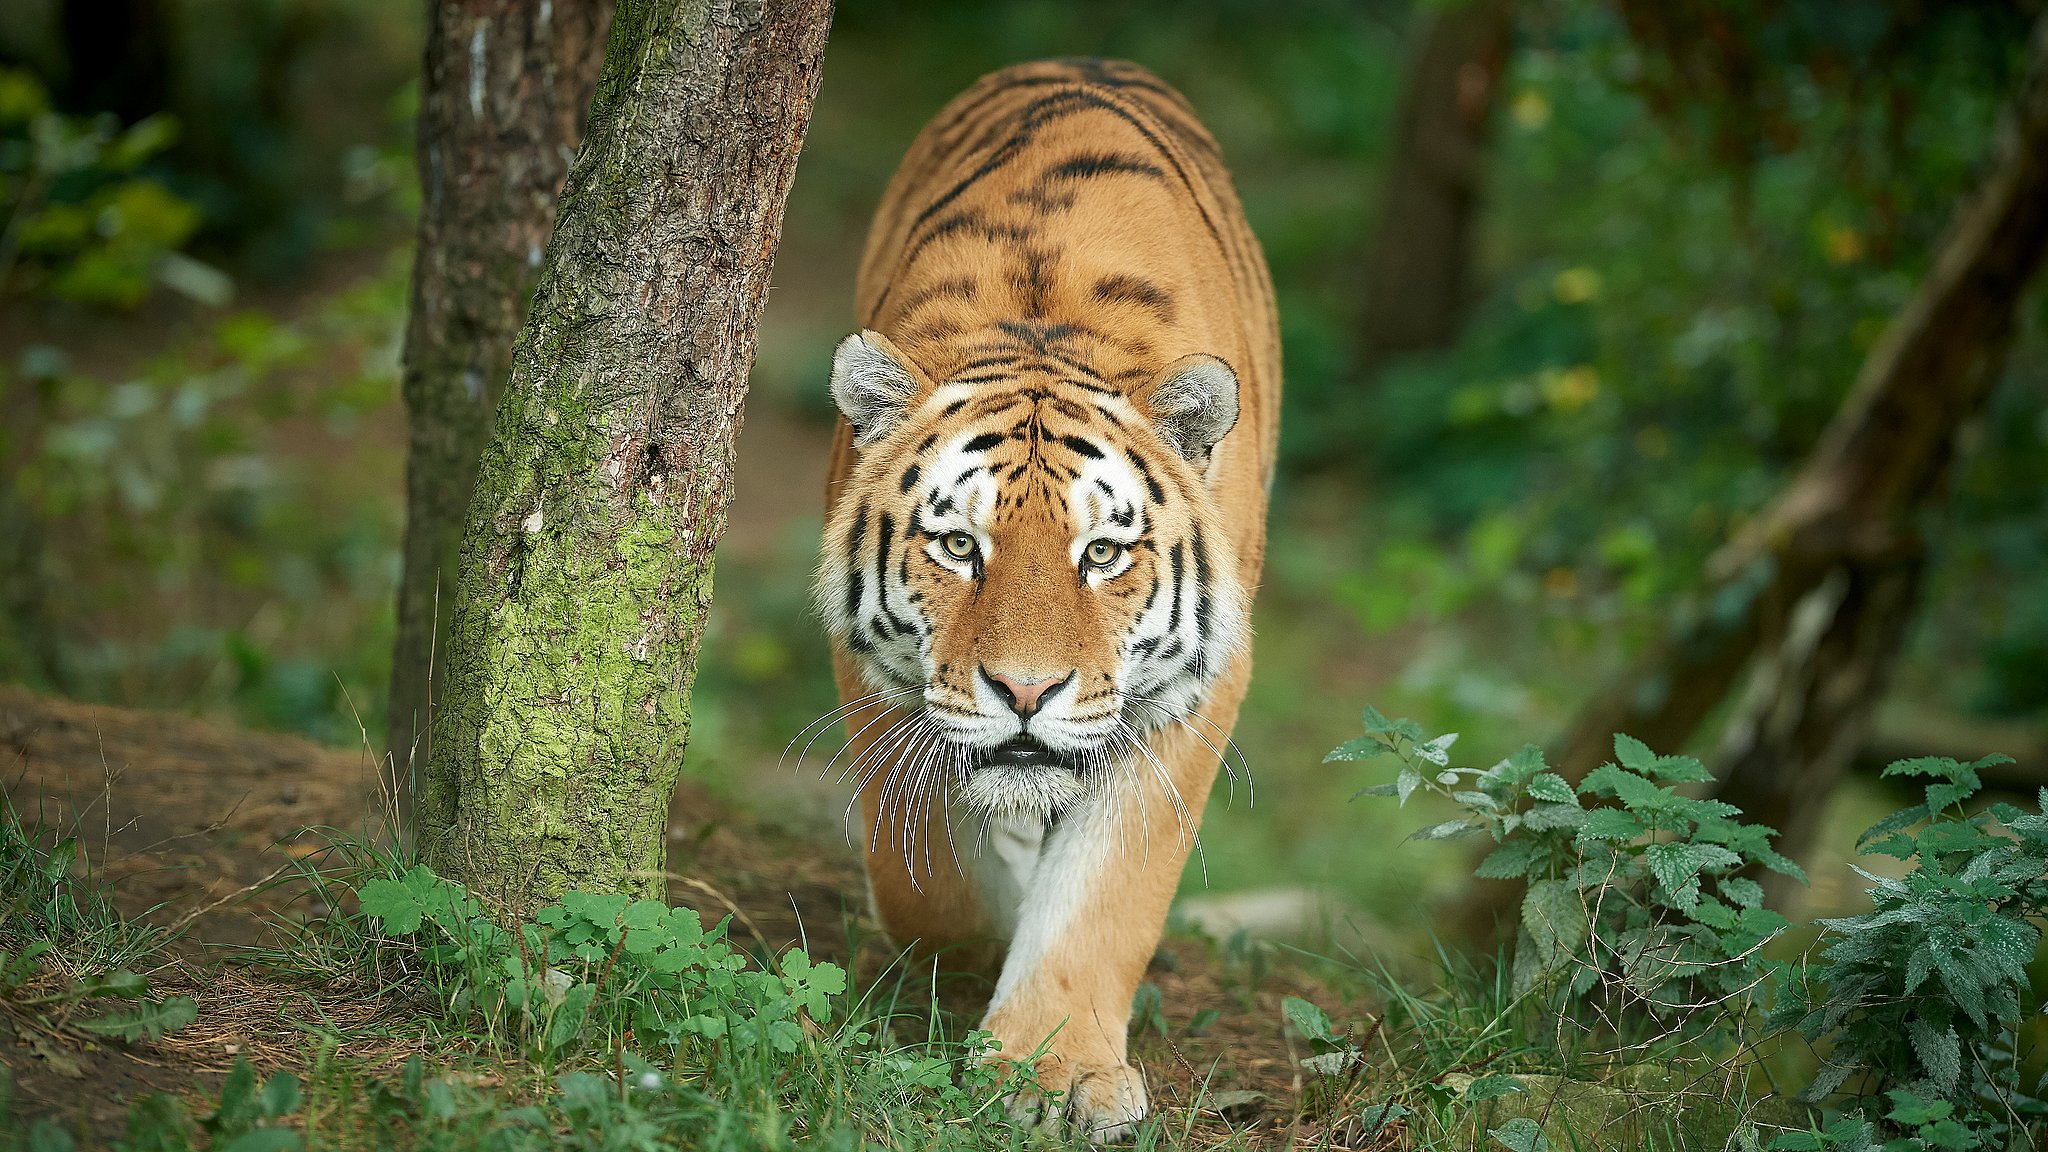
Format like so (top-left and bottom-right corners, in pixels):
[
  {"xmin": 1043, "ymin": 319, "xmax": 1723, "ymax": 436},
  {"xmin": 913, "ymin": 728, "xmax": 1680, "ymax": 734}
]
[{"xmin": 958, "ymin": 737, "xmax": 1091, "ymax": 820}]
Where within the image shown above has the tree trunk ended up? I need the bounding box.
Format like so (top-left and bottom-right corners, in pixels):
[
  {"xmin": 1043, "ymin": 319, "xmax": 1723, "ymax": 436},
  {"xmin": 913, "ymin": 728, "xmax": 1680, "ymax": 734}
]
[
  {"xmin": 1358, "ymin": 0, "xmax": 1513, "ymax": 360},
  {"xmin": 387, "ymin": 0, "xmax": 613, "ymax": 803},
  {"xmin": 415, "ymin": 0, "xmax": 832, "ymax": 913},
  {"xmin": 1458, "ymin": 12, "xmax": 2048, "ymax": 937}
]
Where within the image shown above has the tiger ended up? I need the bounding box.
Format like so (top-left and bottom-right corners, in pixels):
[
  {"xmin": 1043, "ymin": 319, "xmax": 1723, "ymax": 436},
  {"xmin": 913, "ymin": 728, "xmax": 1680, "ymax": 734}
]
[{"xmin": 812, "ymin": 57, "xmax": 1280, "ymax": 1141}]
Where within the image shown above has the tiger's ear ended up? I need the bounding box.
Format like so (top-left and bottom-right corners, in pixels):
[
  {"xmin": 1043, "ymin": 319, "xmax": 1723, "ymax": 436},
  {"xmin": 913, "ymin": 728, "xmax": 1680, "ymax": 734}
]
[
  {"xmin": 1144, "ymin": 354, "xmax": 1240, "ymax": 465},
  {"xmin": 830, "ymin": 330, "xmax": 931, "ymax": 446}
]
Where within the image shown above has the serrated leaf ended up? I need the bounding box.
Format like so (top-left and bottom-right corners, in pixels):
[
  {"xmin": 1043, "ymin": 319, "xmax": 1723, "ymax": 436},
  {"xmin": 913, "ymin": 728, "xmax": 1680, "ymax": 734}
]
[
  {"xmin": 1525, "ymin": 772, "xmax": 1575, "ymax": 803},
  {"xmin": 1522, "ymin": 803, "xmax": 1587, "ymax": 831},
  {"xmin": 1521, "ymin": 879, "xmax": 1587, "ymax": 968},
  {"xmin": 77, "ymin": 996, "xmax": 197, "ymax": 1042},
  {"xmin": 354, "ymin": 877, "xmax": 424, "ymax": 935},
  {"xmin": 1475, "ymin": 839, "xmax": 1549, "ymax": 880},
  {"xmin": 1577, "ymin": 808, "xmax": 1646, "ymax": 842},
  {"xmin": 1907, "ymin": 1020, "xmax": 1961, "ymax": 1092},
  {"xmin": 1360, "ymin": 704, "xmax": 1396, "ymax": 735},
  {"xmin": 1410, "ymin": 819, "xmax": 1483, "ymax": 841},
  {"xmin": 1718, "ymin": 877, "xmax": 1765, "ymax": 908},
  {"xmin": 1324, "ymin": 736, "xmax": 1391, "ymax": 763},
  {"xmin": 1613, "ymin": 733, "xmax": 1656, "ymax": 772}
]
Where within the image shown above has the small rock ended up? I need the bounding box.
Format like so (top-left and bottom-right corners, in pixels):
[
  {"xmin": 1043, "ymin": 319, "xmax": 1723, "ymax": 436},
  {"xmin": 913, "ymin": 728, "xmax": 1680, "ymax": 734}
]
[{"xmin": 1203, "ymin": 1089, "xmax": 1267, "ymax": 1122}]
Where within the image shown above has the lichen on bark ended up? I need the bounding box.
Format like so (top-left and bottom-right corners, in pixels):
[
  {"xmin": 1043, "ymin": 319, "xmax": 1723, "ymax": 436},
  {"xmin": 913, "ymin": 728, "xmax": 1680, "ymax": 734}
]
[{"xmin": 416, "ymin": 0, "xmax": 833, "ymax": 913}]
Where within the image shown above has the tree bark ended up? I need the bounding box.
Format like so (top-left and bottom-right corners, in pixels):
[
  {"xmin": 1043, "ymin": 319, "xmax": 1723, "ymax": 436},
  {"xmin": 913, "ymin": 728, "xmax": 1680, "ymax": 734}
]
[
  {"xmin": 387, "ymin": 0, "xmax": 613, "ymax": 801},
  {"xmin": 1458, "ymin": 12, "xmax": 2048, "ymax": 937},
  {"xmin": 416, "ymin": 0, "xmax": 832, "ymax": 913},
  {"xmin": 1548, "ymin": 12, "xmax": 2048, "ymax": 792},
  {"xmin": 1359, "ymin": 0, "xmax": 1513, "ymax": 360}
]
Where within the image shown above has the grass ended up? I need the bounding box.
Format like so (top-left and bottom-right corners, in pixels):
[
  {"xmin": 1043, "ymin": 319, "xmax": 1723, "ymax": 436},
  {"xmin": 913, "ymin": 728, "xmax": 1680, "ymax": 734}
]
[{"xmin": 1, "ymin": 793, "xmax": 1832, "ymax": 1152}]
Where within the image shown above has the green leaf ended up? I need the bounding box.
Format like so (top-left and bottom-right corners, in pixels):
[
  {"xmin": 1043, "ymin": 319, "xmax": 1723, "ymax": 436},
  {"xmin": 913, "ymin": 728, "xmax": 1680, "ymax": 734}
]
[
  {"xmin": 1577, "ymin": 808, "xmax": 1646, "ymax": 842},
  {"xmin": 1360, "ymin": 705, "xmax": 1396, "ymax": 735},
  {"xmin": 1476, "ymin": 839, "xmax": 1550, "ymax": 880},
  {"xmin": 1415, "ymin": 732, "xmax": 1459, "ymax": 766},
  {"xmin": 1521, "ymin": 879, "xmax": 1587, "ymax": 967},
  {"xmin": 1491, "ymin": 1116, "xmax": 1549, "ymax": 1152},
  {"xmin": 1282, "ymin": 996, "xmax": 1339, "ymax": 1045},
  {"xmin": 90, "ymin": 970, "xmax": 152, "ymax": 1000},
  {"xmin": 1396, "ymin": 768, "xmax": 1424, "ymax": 805},
  {"xmin": 1410, "ymin": 819, "xmax": 1482, "ymax": 841},
  {"xmin": 1718, "ymin": 877, "xmax": 1765, "ymax": 908},
  {"xmin": 205, "ymin": 1058, "xmax": 259, "ymax": 1139},
  {"xmin": 1525, "ymin": 772, "xmax": 1575, "ymax": 803},
  {"xmin": 1324, "ymin": 736, "xmax": 1391, "ymax": 763},
  {"xmin": 258, "ymin": 1073, "xmax": 301, "ymax": 1119},
  {"xmin": 1187, "ymin": 1008, "xmax": 1220, "ymax": 1035},
  {"xmin": 354, "ymin": 877, "xmax": 424, "ymax": 935},
  {"xmin": 1613, "ymin": 733, "xmax": 1656, "ymax": 773},
  {"xmin": 1907, "ymin": 1020, "xmax": 1961, "ymax": 1092},
  {"xmin": 77, "ymin": 997, "xmax": 197, "ymax": 1042},
  {"xmin": 546, "ymin": 984, "xmax": 596, "ymax": 1052},
  {"xmin": 1463, "ymin": 1073, "xmax": 1527, "ymax": 1102},
  {"xmin": 1522, "ymin": 803, "xmax": 1587, "ymax": 831}
]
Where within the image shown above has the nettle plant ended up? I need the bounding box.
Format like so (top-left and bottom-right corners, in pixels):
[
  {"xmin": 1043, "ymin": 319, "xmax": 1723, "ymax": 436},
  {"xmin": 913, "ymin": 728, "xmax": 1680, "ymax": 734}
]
[
  {"xmin": 1768, "ymin": 755, "xmax": 2048, "ymax": 1136},
  {"xmin": 1329, "ymin": 708, "xmax": 1804, "ymax": 1028},
  {"xmin": 354, "ymin": 865, "xmax": 847, "ymax": 1063}
]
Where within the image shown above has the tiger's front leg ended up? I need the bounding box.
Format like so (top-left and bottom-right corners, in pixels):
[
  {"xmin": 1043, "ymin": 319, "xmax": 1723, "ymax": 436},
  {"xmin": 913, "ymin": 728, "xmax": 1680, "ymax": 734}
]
[{"xmin": 978, "ymin": 723, "xmax": 1218, "ymax": 1144}]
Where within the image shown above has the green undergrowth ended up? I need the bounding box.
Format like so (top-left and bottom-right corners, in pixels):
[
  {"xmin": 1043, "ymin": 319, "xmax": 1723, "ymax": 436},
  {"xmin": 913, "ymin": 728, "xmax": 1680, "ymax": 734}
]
[
  {"xmin": 0, "ymin": 796, "xmax": 198, "ymax": 1086},
  {"xmin": 1296, "ymin": 707, "xmax": 2047, "ymax": 1151}
]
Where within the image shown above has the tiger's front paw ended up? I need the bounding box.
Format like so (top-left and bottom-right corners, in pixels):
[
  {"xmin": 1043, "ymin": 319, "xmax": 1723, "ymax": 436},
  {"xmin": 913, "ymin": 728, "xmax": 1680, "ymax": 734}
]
[
  {"xmin": 998, "ymin": 1051, "xmax": 1148, "ymax": 1144},
  {"xmin": 1062, "ymin": 1060, "xmax": 1148, "ymax": 1144}
]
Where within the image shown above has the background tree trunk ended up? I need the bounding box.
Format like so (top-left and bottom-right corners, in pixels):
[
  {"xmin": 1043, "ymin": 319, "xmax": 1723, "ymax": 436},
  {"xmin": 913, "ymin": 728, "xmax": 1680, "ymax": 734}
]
[
  {"xmin": 1358, "ymin": 0, "xmax": 1512, "ymax": 361},
  {"xmin": 386, "ymin": 0, "xmax": 613, "ymax": 803},
  {"xmin": 416, "ymin": 0, "xmax": 832, "ymax": 913},
  {"xmin": 1459, "ymin": 11, "xmax": 2048, "ymax": 935}
]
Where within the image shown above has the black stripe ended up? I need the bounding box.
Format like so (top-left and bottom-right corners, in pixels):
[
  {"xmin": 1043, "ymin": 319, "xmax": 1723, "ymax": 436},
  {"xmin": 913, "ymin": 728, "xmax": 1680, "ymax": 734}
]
[
  {"xmin": 1092, "ymin": 274, "xmax": 1177, "ymax": 324},
  {"xmin": 1045, "ymin": 151, "xmax": 1164, "ymax": 182},
  {"xmin": 898, "ymin": 464, "xmax": 922, "ymax": 492},
  {"xmin": 1126, "ymin": 449, "xmax": 1166, "ymax": 503},
  {"xmin": 1056, "ymin": 434, "xmax": 1103, "ymax": 459},
  {"xmin": 962, "ymin": 432, "xmax": 1005, "ymax": 453}
]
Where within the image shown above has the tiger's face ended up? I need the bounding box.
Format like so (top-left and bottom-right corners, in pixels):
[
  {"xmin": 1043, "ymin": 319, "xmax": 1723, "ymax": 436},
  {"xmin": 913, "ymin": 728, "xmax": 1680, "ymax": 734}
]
[{"xmin": 817, "ymin": 330, "xmax": 1247, "ymax": 819}]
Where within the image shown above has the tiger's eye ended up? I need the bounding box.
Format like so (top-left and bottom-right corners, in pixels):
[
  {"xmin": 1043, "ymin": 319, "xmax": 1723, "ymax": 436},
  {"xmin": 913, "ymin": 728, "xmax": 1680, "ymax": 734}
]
[
  {"xmin": 1084, "ymin": 539, "xmax": 1122, "ymax": 567},
  {"xmin": 942, "ymin": 532, "xmax": 977, "ymax": 560}
]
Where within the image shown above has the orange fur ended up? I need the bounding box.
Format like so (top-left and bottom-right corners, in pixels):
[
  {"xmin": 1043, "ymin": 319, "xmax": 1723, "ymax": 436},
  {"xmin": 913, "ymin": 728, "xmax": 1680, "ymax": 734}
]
[{"xmin": 816, "ymin": 58, "xmax": 1279, "ymax": 1141}]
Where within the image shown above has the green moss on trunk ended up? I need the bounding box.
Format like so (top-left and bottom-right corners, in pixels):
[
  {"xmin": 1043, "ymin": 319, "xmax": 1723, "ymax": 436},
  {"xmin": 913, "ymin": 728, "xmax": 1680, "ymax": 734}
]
[{"xmin": 416, "ymin": 0, "xmax": 833, "ymax": 914}]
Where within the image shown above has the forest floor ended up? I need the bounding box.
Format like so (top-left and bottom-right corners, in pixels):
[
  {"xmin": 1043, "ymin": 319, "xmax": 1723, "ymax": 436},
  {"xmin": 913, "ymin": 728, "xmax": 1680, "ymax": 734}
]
[{"xmin": 1, "ymin": 683, "xmax": 1362, "ymax": 1147}]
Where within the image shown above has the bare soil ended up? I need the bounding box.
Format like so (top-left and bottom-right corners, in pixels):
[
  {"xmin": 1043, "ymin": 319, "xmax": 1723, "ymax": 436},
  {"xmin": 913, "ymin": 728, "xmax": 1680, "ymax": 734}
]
[{"xmin": 2, "ymin": 685, "xmax": 1354, "ymax": 1145}]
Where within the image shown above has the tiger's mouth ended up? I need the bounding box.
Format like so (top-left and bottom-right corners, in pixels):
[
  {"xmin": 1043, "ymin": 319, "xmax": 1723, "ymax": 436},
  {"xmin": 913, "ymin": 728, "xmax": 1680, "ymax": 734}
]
[
  {"xmin": 958, "ymin": 735, "xmax": 1090, "ymax": 818},
  {"xmin": 982, "ymin": 735, "xmax": 1071, "ymax": 771}
]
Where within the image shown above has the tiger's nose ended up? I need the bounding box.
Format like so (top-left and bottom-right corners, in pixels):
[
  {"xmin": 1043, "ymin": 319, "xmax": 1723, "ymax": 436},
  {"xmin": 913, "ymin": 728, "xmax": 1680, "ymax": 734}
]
[{"xmin": 981, "ymin": 667, "xmax": 1073, "ymax": 719}]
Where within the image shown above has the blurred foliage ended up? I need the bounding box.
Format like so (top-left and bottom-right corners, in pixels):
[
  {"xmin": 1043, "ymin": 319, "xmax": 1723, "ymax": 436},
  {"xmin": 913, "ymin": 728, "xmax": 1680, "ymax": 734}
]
[
  {"xmin": 0, "ymin": 67, "xmax": 222, "ymax": 309},
  {"xmin": 0, "ymin": 254, "xmax": 407, "ymax": 744}
]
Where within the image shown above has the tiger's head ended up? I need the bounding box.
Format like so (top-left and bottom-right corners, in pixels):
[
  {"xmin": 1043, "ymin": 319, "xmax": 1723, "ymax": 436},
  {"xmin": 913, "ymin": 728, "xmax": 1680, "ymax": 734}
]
[{"xmin": 816, "ymin": 330, "xmax": 1248, "ymax": 820}]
